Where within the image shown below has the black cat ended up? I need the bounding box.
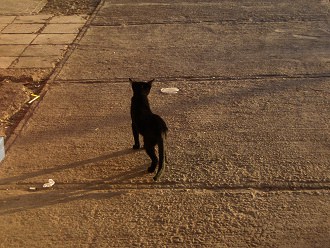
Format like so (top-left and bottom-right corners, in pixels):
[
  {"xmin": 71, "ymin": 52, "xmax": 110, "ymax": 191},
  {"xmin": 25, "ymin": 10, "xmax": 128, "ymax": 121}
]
[{"xmin": 130, "ymin": 78, "xmax": 168, "ymax": 181}]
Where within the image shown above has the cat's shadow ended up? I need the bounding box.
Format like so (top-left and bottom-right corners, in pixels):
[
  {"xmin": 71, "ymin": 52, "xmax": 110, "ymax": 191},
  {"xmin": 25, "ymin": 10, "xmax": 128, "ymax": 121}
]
[
  {"xmin": 0, "ymin": 148, "xmax": 147, "ymax": 185},
  {"xmin": 0, "ymin": 148, "xmax": 151, "ymax": 216},
  {"xmin": 103, "ymin": 163, "xmax": 149, "ymax": 184}
]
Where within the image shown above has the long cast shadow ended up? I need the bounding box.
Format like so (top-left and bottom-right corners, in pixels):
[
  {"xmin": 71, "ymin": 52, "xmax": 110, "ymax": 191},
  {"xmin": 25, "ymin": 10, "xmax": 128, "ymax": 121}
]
[
  {"xmin": 0, "ymin": 186, "xmax": 125, "ymax": 216},
  {"xmin": 0, "ymin": 148, "xmax": 136, "ymax": 185},
  {"xmin": 0, "ymin": 149, "xmax": 151, "ymax": 216},
  {"xmin": 0, "ymin": 164, "xmax": 150, "ymax": 216}
]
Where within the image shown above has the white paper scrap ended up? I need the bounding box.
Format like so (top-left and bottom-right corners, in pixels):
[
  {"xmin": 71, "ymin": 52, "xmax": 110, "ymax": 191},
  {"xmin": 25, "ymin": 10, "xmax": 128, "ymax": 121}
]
[
  {"xmin": 160, "ymin": 87, "xmax": 179, "ymax": 94},
  {"xmin": 43, "ymin": 179, "xmax": 55, "ymax": 188}
]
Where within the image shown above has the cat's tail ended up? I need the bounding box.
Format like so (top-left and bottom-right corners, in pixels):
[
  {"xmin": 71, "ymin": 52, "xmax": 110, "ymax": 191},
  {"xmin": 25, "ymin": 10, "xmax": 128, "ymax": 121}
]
[
  {"xmin": 163, "ymin": 130, "xmax": 168, "ymax": 164},
  {"xmin": 153, "ymin": 131, "xmax": 167, "ymax": 181}
]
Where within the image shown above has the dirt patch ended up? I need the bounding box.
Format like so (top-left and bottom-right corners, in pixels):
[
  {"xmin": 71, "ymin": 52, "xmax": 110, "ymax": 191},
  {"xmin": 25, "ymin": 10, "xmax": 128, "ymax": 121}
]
[
  {"xmin": 0, "ymin": 68, "xmax": 52, "ymax": 84},
  {"xmin": 41, "ymin": 0, "xmax": 101, "ymax": 15},
  {"xmin": 0, "ymin": 68, "xmax": 52, "ymax": 137},
  {"xmin": 0, "ymin": 80, "xmax": 31, "ymax": 135}
]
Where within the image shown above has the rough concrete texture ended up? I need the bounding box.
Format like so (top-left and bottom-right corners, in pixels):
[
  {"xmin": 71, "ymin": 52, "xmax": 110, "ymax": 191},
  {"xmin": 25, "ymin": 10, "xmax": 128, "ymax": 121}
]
[
  {"xmin": 1, "ymin": 81, "xmax": 329, "ymax": 188},
  {"xmin": 0, "ymin": 189, "xmax": 329, "ymax": 247},
  {"xmin": 57, "ymin": 21, "xmax": 330, "ymax": 80},
  {"xmin": 1, "ymin": 0, "xmax": 330, "ymax": 247}
]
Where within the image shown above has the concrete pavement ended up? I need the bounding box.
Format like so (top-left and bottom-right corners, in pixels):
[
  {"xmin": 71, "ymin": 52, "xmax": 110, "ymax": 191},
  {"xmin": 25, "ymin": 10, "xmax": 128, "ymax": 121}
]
[
  {"xmin": 0, "ymin": 15, "xmax": 87, "ymax": 69},
  {"xmin": 1, "ymin": 0, "xmax": 330, "ymax": 247}
]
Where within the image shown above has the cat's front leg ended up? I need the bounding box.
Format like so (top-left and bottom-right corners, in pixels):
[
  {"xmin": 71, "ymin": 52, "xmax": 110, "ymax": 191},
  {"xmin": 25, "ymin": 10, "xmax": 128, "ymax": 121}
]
[{"xmin": 132, "ymin": 123, "xmax": 140, "ymax": 149}]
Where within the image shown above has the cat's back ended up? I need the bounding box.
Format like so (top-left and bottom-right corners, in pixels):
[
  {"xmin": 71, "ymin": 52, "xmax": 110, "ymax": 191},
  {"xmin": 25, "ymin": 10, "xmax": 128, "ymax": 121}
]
[
  {"xmin": 131, "ymin": 95, "xmax": 151, "ymax": 114},
  {"xmin": 151, "ymin": 113, "xmax": 168, "ymax": 133}
]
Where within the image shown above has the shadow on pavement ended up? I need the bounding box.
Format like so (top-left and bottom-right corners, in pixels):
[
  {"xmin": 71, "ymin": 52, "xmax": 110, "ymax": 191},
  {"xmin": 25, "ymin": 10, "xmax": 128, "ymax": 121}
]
[
  {"xmin": 0, "ymin": 148, "xmax": 136, "ymax": 185},
  {"xmin": 0, "ymin": 148, "xmax": 149, "ymax": 216}
]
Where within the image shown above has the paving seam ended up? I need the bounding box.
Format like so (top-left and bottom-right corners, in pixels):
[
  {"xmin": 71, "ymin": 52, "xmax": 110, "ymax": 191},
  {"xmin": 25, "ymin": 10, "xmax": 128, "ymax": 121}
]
[
  {"xmin": 53, "ymin": 73, "xmax": 330, "ymax": 85},
  {"xmin": 91, "ymin": 19, "xmax": 328, "ymax": 27},
  {"xmin": 1, "ymin": 183, "xmax": 329, "ymax": 192},
  {"xmin": 0, "ymin": 16, "xmax": 15, "ymax": 33},
  {"xmin": 6, "ymin": 15, "xmax": 53, "ymax": 68}
]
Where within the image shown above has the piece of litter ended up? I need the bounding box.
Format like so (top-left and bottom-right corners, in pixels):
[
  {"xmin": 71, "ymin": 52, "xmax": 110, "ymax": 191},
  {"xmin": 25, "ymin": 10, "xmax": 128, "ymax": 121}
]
[
  {"xmin": 28, "ymin": 94, "xmax": 40, "ymax": 104},
  {"xmin": 160, "ymin": 87, "xmax": 179, "ymax": 94},
  {"xmin": 0, "ymin": 136, "xmax": 5, "ymax": 163},
  {"xmin": 29, "ymin": 187, "xmax": 37, "ymax": 191},
  {"xmin": 43, "ymin": 179, "xmax": 55, "ymax": 188}
]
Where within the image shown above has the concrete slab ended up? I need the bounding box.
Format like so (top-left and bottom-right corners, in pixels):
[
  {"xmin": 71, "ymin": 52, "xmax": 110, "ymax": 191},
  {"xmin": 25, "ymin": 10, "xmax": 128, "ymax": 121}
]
[
  {"xmin": 50, "ymin": 15, "xmax": 88, "ymax": 24},
  {"xmin": 0, "ymin": 24, "xmax": 7, "ymax": 32},
  {"xmin": 32, "ymin": 34, "xmax": 77, "ymax": 45},
  {"xmin": 0, "ymin": 189, "xmax": 329, "ymax": 247},
  {"xmin": 57, "ymin": 22, "xmax": 330, "ymax": 80},
  {"xmin": 21, "ymin": 45, "xmax": 67, "ymax": 56},
  {"xmin": 0, "ymin": 45, "xmax": 27, "ymax": 56},
  {"xmin": 0, "ymin": 34, "xmax": 37, "ymax": 45},
  {"xmin": 94, "ymin": 0, "xmax": 330, "ymax": 25},
  {"xmin": 1, "ymin": 81, "xmax": 328, "ymax": 188},
  {"xmin": 13, "ymin": 15, "xmax": 53, "ymax": 24},
  {"xmin": 12, "ymin": 56, "xmax": 59, "ymax": 68},
  {"xmin": 42, "ymin": 23, "xmax": 84, "ymax": 34},
  {"xmin": 0, "ymin": 0, "xmax": 47, "ymax": 15},
  {"xmin": 0, "ymin": 57, "xmax": 16, "ymax": 69},
  {"xmin": 2, "ymin": 24, "xmax": 44, "ymax": 34},
  {"xmin": 0, "ymin": 16, "xmax": 15, "ymax": 24}
]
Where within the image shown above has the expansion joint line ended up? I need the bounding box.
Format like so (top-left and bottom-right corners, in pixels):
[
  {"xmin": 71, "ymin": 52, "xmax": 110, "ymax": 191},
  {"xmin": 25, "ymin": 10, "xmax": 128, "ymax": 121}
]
[{"xmin": 54, "ymin": 73, "xmax": 330, "ymax": 84}]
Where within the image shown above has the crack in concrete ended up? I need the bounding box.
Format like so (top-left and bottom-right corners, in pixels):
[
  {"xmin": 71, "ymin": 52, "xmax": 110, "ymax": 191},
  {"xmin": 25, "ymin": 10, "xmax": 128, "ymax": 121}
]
[
  {"xmin": 1, "ymin": 182, "xmax": 329, "ymax": 192},
  {"xmin": 92, "ymin": 19, "xmax": 328, "ymax": 27},
  {"xmin": 53, "ymin": 73, "xmax": 330, "ymax": 84}
]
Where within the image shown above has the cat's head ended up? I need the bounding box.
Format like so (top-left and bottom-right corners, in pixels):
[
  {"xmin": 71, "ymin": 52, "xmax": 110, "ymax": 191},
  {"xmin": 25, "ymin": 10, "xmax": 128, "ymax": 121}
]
[{"xmin": 129, "ymin": 78, "xmax": 155, "ymax": 96}]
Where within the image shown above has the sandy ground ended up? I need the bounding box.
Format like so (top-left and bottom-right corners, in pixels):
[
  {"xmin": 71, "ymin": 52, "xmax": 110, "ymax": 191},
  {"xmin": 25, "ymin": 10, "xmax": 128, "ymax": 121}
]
[
  {"xmin": 0, "ymin": 79, "xmax": 329, "ymax": 247},
  {"xmin": 0, "ymin": 0, "xmax": 329, "ymax": 247}
]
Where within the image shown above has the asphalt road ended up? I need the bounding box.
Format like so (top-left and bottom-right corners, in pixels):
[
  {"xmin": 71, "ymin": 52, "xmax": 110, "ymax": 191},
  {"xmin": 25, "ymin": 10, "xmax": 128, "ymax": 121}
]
[{"xmin": 0, "ymin": 0, "xmax": 329, "ymax": 247}]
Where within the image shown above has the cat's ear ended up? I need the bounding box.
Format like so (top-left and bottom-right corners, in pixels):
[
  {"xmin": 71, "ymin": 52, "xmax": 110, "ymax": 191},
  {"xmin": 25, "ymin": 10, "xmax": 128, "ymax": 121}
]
[
  {"xmin": 129, "ymin": 78, "xmax": 134, "ymax": 84},
  {"xmin": 147, "ymin": 79, "xmax": 155, "ymax": 85}
]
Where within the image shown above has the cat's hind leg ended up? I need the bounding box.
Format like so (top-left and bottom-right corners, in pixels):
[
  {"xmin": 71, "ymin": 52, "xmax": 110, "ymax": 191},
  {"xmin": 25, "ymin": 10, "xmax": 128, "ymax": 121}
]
[
  {"xmin": 145, "ymin": 144, "xmax": 158, "ymax": 173},
  {"xmin": 153, "ymin": 135, "xmax": 166, "ymax": 181}
]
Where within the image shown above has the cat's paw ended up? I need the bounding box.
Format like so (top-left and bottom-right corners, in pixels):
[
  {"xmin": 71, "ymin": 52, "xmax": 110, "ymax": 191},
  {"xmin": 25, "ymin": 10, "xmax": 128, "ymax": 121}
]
[
  {"xmin": 132, "ymin": 144, "xmax": 140, "ymax": 149},
  {"xmin": 153, "ymin": 171, "xmax": 164, "ymax": 181}
]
